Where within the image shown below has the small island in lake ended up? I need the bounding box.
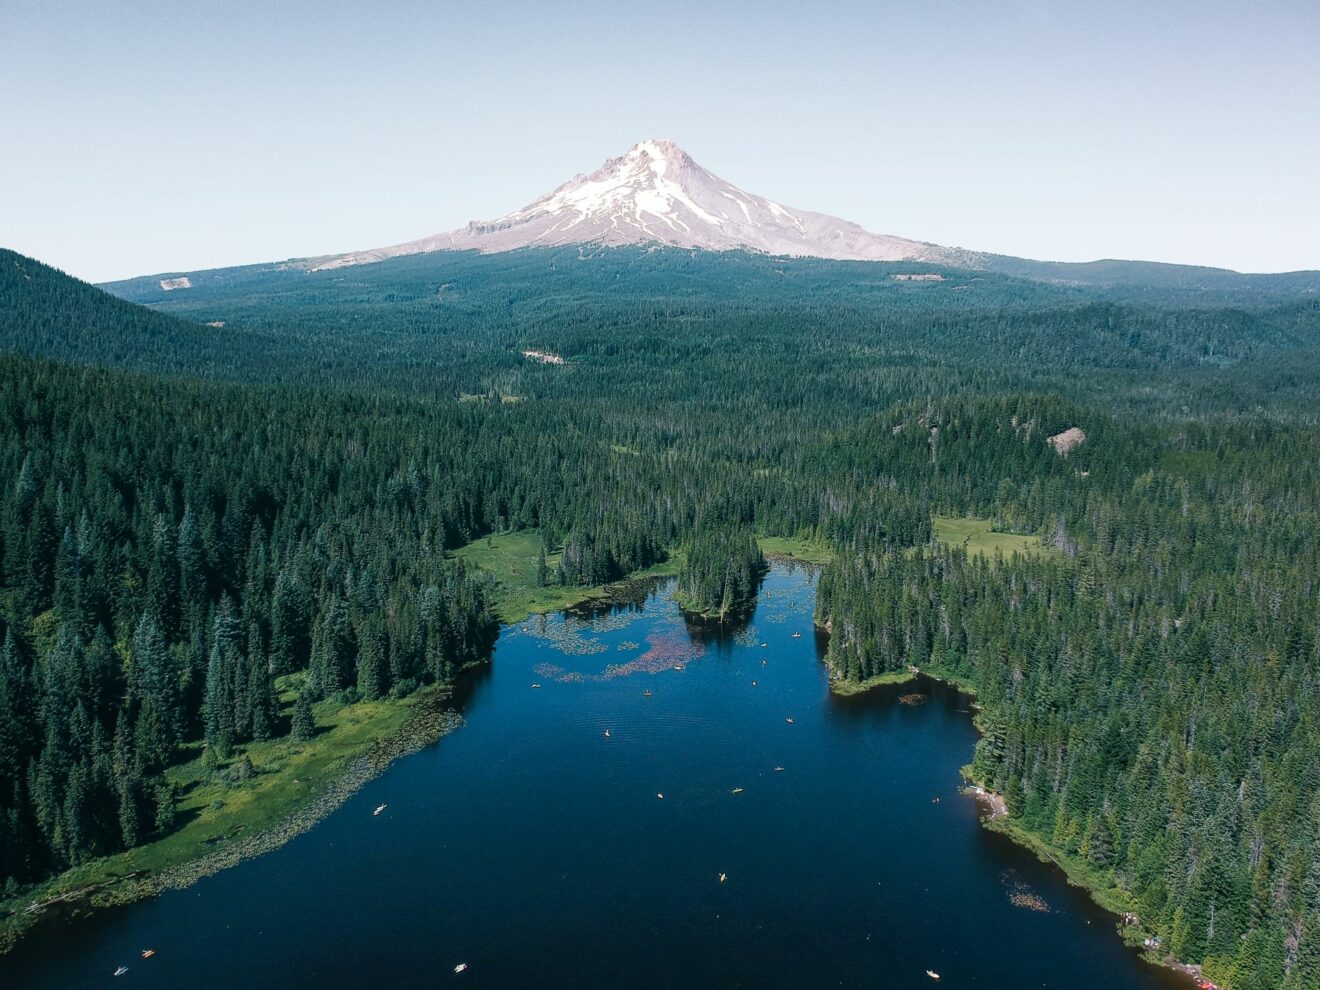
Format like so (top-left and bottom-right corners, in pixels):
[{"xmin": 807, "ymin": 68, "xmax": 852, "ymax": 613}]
[{"xmin": 673, "ymin": 528, "xmax": 768, "ymax": 620}]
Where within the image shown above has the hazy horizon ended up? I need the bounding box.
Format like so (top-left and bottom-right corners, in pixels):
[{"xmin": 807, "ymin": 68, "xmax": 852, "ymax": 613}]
[{"xmin": 3, "ymin": 0, "xmax": 1317, "ymax": 282}]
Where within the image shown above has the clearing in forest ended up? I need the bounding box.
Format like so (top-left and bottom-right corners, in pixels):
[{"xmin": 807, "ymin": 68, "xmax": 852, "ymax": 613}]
[
  {"xmin": 756, "ymin": 535, "xmax": 834, "ymax": 564},
  {"xmin": 933, "ymin": 517, "xmax": 1048, "ymax": 558}
]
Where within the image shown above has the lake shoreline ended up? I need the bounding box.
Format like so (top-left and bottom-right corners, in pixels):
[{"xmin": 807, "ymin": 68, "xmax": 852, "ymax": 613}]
[
  {"xmin": 827, "ymin": 669, "xmax": 917, "ymax": 694},
  {"xmin": 828, "ymin": 655, "xmax": 1198, "ymax": 986},
  {"xmin": 0, "ymin": 691, "xmax": 465, "ymax": 955},
  {"xmin": 977, "ymin": 811, "xmax": 1204, "ymax": 986},
  {"xmin": 902, "ymin": 671, "xmax": 1204, "ymax": 989},
  {"xmin": 0, "ymin": 553, "xmax": 709, "ymax": 956},
  {"xmin": 2, "ymin": 561, "xmax": 1204, "ymax": 988},
  {"xmin": 4, "ymin": 554, "xmax": 1194, "ymax": 986}
]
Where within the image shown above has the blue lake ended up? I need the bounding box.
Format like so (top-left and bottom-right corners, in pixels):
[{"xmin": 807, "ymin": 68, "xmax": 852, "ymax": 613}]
[{"xmin": 1, "ymin": 564, "xmax": 1187, "ymax": 988}]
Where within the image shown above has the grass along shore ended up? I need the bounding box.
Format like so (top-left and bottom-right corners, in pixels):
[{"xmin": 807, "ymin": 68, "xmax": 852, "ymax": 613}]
[
  {"xmin": 0, "ymin": 674, "xmax": 462, "ymax": 951},
  {"xmin": 827, "ymin": 669, "xmax": 917, "ymax": 695},
  {"xmin": 824, "ymin": 660, "xmax": 981, "ymax": 698}
]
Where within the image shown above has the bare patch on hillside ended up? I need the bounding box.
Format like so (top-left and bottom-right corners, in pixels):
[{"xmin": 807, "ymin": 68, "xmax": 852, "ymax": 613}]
[
  {"xmin": 1047, "ymin": 426, "xmax": 1086, "ymax": 456},
  {"xmin": 522, "ymin": 349, "xmax": 565, "ymax": 365}
]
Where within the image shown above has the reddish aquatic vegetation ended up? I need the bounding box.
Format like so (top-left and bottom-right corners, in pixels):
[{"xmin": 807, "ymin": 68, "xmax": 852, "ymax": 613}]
[
  {"xmin": 532, "ymin": 662, "xmax": 587, "ymax": 684},
  {"xmin": 532, "ymin": 630, "xmax": 705, "ymax": 684}
]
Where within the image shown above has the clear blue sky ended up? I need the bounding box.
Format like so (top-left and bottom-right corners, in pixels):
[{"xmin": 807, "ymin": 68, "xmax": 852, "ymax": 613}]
[{"xmin": 2, "ymin": 0, "xmax": 1317, "ymax": 281}]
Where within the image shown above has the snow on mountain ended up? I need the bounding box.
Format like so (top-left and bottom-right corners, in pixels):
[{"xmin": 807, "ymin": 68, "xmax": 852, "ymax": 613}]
[{"xmin": 310, "ymin": 139, "xmax": 975, "ymax": 271}]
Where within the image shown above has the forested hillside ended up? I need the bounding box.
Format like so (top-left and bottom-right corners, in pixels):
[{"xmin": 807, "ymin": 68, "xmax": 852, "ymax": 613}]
[
  {"xmin": 4, "ymin": 246, "xmax": 1320, "ymax": 986},
  {"xmin": 0, "ymin": 355, "xmax": 503, "ymax": 883},
  {"xmin": 91, "ymin": 248, "xmax": 1320, "ymax": 418}
]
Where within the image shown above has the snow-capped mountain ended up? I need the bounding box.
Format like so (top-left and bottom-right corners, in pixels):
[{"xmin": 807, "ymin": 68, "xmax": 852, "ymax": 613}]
[{"xmin": 310, "ymin": 139, "xmax": 975, "ymax": 271}]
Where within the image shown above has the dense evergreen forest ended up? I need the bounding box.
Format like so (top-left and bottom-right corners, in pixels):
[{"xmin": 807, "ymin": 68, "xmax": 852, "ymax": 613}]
[
  {"xmin": 0, "ymin": 355, "xmax": 503, "ymax": 884},
  {"xmin": 813, "ymin": 397, "xmax": 1320, "ymax": 990},
  {"xmin": 4, "ymin": 245, "xmax": 1320, "ymax": 986}
]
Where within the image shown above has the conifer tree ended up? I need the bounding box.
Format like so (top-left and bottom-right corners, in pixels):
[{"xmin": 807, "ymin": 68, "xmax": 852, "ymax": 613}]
[{"xmin": 291, "ymin": 689, "xmax": 315, "ymax": 742}]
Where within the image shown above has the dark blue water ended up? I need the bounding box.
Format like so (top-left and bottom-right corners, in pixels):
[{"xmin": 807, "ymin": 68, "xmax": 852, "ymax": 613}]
[{"xmin": 2, "ymin": 565, "xmax": 1186, "ymax": 988}]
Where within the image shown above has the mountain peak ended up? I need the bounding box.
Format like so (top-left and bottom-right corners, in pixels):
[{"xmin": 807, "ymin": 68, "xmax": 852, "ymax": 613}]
[
  {"xmin": 311, "ymin": 141, "xmax": 970, "ymax": 271},
  {"xmin": 621, "ymin": 138, "xmax": 698, "ymax": 173},
  {"xmin": 625, "ymin": 137, "xmax": 687, "ymax": 160}
]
